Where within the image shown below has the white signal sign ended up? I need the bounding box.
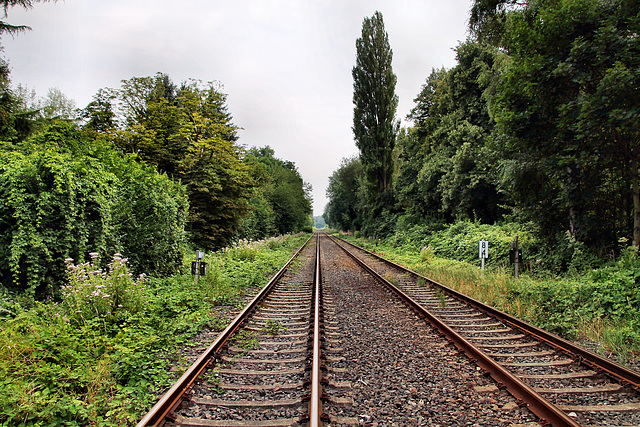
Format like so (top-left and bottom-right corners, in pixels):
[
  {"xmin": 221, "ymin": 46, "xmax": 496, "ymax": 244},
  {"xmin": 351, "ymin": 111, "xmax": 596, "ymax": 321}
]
[{"xmin": 479, "ymin": 240, "xmax": 489, "ymax": 259}]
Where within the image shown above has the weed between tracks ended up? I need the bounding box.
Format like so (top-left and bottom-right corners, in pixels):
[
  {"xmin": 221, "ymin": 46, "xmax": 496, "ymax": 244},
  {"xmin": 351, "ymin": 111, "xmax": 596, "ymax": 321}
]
[
  {"xmin": 0, "ymin": 233, "xmax": 310, "ymax": 426},
  {"xmin": 263, "ymin": 319, "xmax": 287, "ymax": 335},
  {"xmin": 204, "ymin": 367, "xmax": 223, "ymax": 394},
  {"xmin": 230, "ymin": 330, "xmax": 260, "ymax": 350},
  {"xmin": 435, "ymin": 288, "xmax": 447, "ymax": 308},
  {"xmin": 384, "ymin": 272, "xmax": 398, "ymax": 286}
]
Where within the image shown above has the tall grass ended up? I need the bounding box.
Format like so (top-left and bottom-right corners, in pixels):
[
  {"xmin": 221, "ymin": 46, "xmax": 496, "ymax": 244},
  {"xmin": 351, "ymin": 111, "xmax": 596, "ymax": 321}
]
[{"xmin": 414, "ymin": 258, "xmax": 539, "ymax": 324}]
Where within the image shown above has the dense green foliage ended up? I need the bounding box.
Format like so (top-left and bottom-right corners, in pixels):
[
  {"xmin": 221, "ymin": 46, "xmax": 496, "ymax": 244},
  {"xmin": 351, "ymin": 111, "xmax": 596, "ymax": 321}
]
[
  {"xmin": 78, "ymin": 74, "xmax": 312, "ymax": 252},
  {"xmin": 239, "ymin": 147, "xmax": 313, "ymax": 240},
  {"xmin": 328, "ymin": 0, "xmax": 640, "ymax": 271},
  {"xmin": 0, "ymin": 233, "xmax": 309, "ymax": 426},
  {"xmin": 402, "ymin": 41, "xmax": 504, "ymax": 225},
  {"xmin": 324, "ymin": 156, "xmax": 363, "ymax": 232},
  {"xmin": 84, "ymin": 74, "xmax": 256, "ymax": 251},
  {"xmin": 482, "ymin": 0, "xmax": 640, "ymax": 250},
  {"xmin": 0, "ymin": 122, "xmax": 187, "ymax": 297},
  {"xmin": 1, "ymin": 64, "xmax": 310, "ymax": 298}
]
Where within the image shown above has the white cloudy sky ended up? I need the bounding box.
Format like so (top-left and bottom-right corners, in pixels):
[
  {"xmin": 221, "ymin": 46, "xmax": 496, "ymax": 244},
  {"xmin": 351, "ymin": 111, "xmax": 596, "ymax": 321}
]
[{"xmin": 3, "ymin": 0, "xmax": 473, "ymax": 216}]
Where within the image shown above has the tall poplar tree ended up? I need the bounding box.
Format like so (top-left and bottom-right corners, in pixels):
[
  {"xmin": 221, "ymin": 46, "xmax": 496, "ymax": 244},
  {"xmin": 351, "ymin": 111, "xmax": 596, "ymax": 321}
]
[{"xmin": 352, "ymin": 11, "xmax": 398, "ymax": 199}]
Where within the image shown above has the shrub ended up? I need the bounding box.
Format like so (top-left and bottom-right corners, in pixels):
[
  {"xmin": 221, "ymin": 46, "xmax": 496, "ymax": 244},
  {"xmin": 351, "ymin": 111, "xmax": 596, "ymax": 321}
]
[
  {"xmin": 0, "ymin": 232, "xmax": 308, "ymax": 425},
  {"xmin": 0, "ymin": 123, "xmax": 188, "ymax": 298}
]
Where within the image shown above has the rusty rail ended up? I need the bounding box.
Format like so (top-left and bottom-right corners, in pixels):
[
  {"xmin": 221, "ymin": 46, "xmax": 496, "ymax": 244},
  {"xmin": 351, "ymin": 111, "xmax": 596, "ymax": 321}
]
[
  {"xmin": 136, "ymin": 234, "xmax": 314, "ymax": 427},
  {"xmin": 308, "ymin": 232, "xmax": 323, "ymax": 426}
]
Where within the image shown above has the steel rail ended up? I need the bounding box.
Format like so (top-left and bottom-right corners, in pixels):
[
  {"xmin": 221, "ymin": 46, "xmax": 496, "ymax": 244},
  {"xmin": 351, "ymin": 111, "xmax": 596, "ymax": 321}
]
[
  {"xmin": 308, "ymin": 232, "xmax": 323, "ymax": 426},
  {"xmin": 136, "ymin": 234, "xmax": 315, "ymax": 427},
  {"xmin": 326, "ymin": 233, "xmax": 581, "ymax": 427},
  {"xmin": 330, "ymin": 232, "xmax": 640, "ymax": 391}
]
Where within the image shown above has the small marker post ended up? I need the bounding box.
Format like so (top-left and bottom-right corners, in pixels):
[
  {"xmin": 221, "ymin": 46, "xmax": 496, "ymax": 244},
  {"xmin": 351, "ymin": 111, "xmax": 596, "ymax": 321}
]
[
  {"xmin": 479, "ymin": 240, "xmax": 489, "ymax": 275},
  {"xmin": 193, "ymin": 250, "xmax": 204, "ymax": 282}
]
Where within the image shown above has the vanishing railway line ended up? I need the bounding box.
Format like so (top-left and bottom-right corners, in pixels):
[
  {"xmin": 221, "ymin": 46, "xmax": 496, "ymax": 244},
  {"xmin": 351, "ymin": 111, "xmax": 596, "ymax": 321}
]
[
  {"xmin": 137, "ymin": 232, "xmax": 640, "ymax": 426},
  {"xmin": 329, "ymin": 233, "xmax": 640, "ymax": 427}
]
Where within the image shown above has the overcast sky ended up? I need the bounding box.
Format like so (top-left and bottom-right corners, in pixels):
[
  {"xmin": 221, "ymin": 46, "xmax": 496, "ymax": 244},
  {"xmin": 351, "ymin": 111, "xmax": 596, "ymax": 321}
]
[{"xmin": 3, "ymin": 0, "xmax": 473, "ymax": 216}]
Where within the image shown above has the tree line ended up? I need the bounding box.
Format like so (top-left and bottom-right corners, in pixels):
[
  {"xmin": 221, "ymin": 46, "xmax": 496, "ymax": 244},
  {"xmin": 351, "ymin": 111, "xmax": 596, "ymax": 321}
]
[
  {"xmin": 325, "ymin": 1, "xmax": 640, "ymax": 270},
  {"xmin": 0, "ymin": 2, "xmax": 312, "ymax": 298}
]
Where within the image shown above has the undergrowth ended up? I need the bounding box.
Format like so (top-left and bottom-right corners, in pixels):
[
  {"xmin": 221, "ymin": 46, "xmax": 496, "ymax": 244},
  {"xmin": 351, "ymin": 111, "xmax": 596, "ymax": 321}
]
[
  {"xmin": 339, "ymin": 232, "xmax": 640, "ymax": 363},
  {"xmin": 0, "ymin": 233, "xmax": 309, "ymax": 426}
]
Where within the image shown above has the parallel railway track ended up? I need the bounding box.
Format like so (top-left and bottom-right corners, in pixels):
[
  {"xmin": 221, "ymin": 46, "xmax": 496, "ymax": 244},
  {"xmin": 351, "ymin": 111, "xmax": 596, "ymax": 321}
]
[
  {"xmin": 327, "ymin": 233, "xmax": 640, "ymax": 427},
  {"xmin": 137, "ymin": 234, "xmax": 320, "ymax": 426},
  {"xmin": 137, "ymin": 231, "xmax": 640, "ymax": 426}
]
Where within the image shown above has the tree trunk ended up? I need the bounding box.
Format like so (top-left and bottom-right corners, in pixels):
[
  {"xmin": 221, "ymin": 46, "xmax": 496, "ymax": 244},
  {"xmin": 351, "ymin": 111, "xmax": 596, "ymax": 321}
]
[
  {"xmin": 632, "ymin": 156, "xmax": 640, "ymax": 247},
  {"xmin": 567, "ymin": 163, "xmax": 583, "ymax": 242}
]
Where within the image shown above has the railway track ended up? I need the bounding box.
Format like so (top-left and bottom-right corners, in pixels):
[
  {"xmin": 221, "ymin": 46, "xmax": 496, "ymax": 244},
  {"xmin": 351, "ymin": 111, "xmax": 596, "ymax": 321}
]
[
  {"xmin": 327, "ymin": 233, "xmax": 640, "ymax": 427},
  {"xmin": 137, "ymin": 231, "xmax": 640, "ymax": 426},
  {"xmin": 137, "ymin": 234, "xmax": 321, "ymax": 426}
]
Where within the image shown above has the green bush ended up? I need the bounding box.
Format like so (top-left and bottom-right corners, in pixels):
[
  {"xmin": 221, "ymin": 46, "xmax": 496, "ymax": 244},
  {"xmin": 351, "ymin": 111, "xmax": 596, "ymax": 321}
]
[
  {"xmin": 110, "ymin": 157, "xmax": 188, "ymax": 277},
  {"xmin": 378, "ymin": 220, "xmax": 542, "ymax": 271},
  {"xmin": 0, "ymin": 122, "xmax": 188, "ymax": 298}
]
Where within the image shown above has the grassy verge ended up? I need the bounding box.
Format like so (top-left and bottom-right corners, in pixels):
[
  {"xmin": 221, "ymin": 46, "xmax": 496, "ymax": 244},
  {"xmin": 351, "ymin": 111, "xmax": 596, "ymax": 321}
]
[
  {"xmin": 0, "ymin": 233, "xmax": 310, "ymax": 427},
  {"xmin": 337, "ymin": 232, "xmax": 640, "ymax": 363}
]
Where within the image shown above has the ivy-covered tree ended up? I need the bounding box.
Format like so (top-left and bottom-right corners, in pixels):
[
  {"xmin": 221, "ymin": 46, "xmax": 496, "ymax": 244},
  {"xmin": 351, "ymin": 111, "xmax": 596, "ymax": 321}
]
[
  {"xmin": 0, "ymin": 122, "xmax": 187, "ymax": 297},
  {"xmin": 352, "ymin": 11, "xmax": 398, "ymax": 199}
]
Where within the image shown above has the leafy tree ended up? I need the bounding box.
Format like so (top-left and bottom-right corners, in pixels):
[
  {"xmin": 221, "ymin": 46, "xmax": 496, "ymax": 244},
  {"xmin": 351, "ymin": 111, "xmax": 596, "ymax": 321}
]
[
  {"xmin": 396, "ymin": 68, "xmax": 448, "ymax": 223},
  {"xmin": 401, "ymin": 41, "xmax": 503, "ymax": 224},
  {"xmin": 0, "ymin": 76, "xmax": 33, "ymax": 142},
  {"xmin": 0, "ymin": 63, "xmax": 35, "ymax": 143},
  {"xmin": 0, "ymin": 1, "xmax": 60, "ymax": 142},
  {"xmin": 80, "ymin": 88, "xmax": 117, "ymax": 132},
  {"xmin": 469, "ymin": 0, "xmax": 525, "ymax": 45},
  {"xmin": 175, "ymin": 80, "xmax": 254, "ymax": 249},
  {"xmin": 324, "ymin": 156, "xmax": 364, "ymax": 231},
  {"xmin": 394, "ymin": 127, "xmax": 435, "ymax": 221},
  {"xmin": 87, "ymin": 73, "xmax": 255, "ymax": 250},
  {"xmin": 240, "ymin": 193, "xmax": 276, "ymax": 241},
  {"xmin": 475, "ymin": 0, "xmax": 640, "ymax": 250},
  {"xmin": 352, "ymin": 11, "xmax": 398, "ymax": 198},
  {"xmin": 241, "ymin": 146, "xmax": 312, "ymax": 237},
  {"xmin": 571, "ymin": 6, "xmax": 640, "ymax": 246},
  {"xmin": 41, "ymin": 87, "xmax": 76, "ymax": 120},
  {"xmin": 13, "ymin": 86, "xmax": 77, "ymax": 122}
]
